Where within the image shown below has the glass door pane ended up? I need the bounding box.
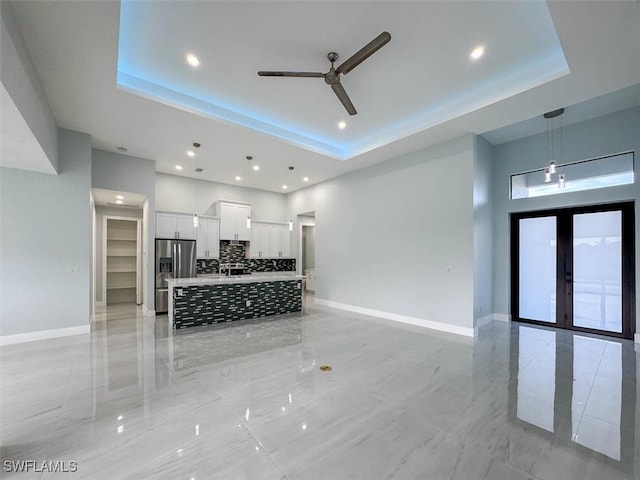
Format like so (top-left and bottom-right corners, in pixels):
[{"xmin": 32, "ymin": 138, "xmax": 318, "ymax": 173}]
[
  {"xmin": 573, "ymin": 211, "xmax": 622, "ymax": 333},
  {"xmin": 519, "ymin": 216, "xmax": 557, "ymax": 323}
]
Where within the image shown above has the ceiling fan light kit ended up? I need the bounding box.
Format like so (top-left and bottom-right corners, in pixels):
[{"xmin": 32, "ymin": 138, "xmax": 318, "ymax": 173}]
[{"xmin": 258, "ymin": 31, "xmax": 391, "ymax": 116}]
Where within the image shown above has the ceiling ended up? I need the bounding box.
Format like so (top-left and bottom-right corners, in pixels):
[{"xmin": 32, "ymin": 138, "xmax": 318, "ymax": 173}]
[
  {"xmin": 92, "ymin": 188, "xmax": 146, "ymax": 209},
  {"xmin": 6, "ymin": 1, "xmax": 640, "ymax": 192}
]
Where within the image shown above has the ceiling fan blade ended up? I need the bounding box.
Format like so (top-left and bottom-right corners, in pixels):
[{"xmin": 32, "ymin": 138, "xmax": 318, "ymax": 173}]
[
  {"xmin": 258, "ymin": 71, "xmax": 324, "ymax": 78},
  {"xmin": 331, "ymin": 82, "xmax": 357, "ymax": 116},
  {"xmin": 336, "ymin": 31, "xmax": 391, "ymax": 75}
]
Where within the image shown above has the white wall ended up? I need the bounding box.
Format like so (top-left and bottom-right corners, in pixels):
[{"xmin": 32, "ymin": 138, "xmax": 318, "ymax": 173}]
[
  {"xmin": 94, "ymin": 206, "xmax": 142, "ymax": 304},
  {"xmin": 0, "ymin": 129, "xmax": 91, "ymax": 338},
  {"xmin": 491, "ymin": 106, "xmax": 640, "ymax": 335},
  {"xmin": 156, "ymin": 173, "xmax": 287, "ymax": 223},
  {"xmin": 473, "ymin": 136, "xmax": 494, "ymax": 322},
  {"xmin": 92, "ymin": 149, "xmax": 155, "ymax": 312},
  {"xmin": 0, "ymin": 1, "xmax": 58, "ymax": 172},
  {"xmin": 287, "ymin": 135, "xmax": 476, "ymax": 335}
]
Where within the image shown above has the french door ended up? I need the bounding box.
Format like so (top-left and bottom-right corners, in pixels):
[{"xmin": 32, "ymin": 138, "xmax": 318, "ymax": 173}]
[{"xmin": 511, "ymin": 202, "xmax": 635, "ymax": 339}]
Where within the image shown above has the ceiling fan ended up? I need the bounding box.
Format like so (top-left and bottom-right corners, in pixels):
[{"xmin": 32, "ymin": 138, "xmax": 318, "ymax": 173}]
[{"xmin": 257, "ymin": 31, "xmax": 391, "ymax": 116}]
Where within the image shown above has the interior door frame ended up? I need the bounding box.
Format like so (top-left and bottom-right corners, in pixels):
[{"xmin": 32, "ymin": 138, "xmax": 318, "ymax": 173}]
[
  {"xmin": 103, "ymin": 215, "xmax": 143, "ymax": 307},
  {"xmin": 511, "ymin": 201, "xmax": 635, "ymax": 340}
]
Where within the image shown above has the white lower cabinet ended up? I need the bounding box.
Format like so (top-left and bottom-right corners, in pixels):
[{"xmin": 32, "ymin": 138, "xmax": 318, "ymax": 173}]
[
  {"xmin": 196, "ymin": 217, "xmax": 220, "ymax": 258},
  {"xmin": 305, "ymin": 269, "xmax": 316, "ymax": 293}
]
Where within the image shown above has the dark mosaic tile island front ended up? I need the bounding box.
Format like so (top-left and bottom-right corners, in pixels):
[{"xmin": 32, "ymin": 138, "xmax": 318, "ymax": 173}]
[{"xmin": 173, "ymin": 280, "xmax": 302, "ymax": 329}]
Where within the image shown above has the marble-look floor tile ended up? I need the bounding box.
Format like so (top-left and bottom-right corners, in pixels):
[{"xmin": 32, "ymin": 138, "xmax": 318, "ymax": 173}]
[{"xmin": 1, "ymin": 302, "xmax": 638, "ymax": 480}]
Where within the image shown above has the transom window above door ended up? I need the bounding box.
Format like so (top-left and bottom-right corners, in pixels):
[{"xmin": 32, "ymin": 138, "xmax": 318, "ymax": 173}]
[{"xmin": 511, "ymin": 151, "xmax": 634, "ymax": 200}]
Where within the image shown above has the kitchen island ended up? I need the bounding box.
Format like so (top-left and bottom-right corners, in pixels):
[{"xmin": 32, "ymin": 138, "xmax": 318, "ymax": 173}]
[{"xmin": 167, "ymin": 272, "xmax": 304, "ymax": 328}]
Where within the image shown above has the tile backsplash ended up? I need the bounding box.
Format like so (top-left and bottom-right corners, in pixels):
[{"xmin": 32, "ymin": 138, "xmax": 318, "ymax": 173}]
[
  {"xmin": 248, "ymin": 258, "xmax": 296, "ymax": 272},
  {"xmin": 196, "ymin": 258, "xmax": 219, "ymax": 274},
  {"xmin": 196, "ymin": 241, "xmax": 295, "ymax": 274},
  {"xmin": 219, "ymin": 241, "xmax": 247, "ymax": 263}
]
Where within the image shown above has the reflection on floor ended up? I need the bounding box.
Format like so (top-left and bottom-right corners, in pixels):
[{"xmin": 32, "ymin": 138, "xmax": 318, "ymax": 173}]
[{"xmin": 1, "ymin": 303, "xmax": 638, "ymax": 479}]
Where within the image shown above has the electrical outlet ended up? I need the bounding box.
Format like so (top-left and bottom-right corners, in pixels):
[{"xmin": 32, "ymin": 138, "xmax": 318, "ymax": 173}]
[
  {"xmin": 443, "ymin": 266, "xmax": 454, "ymax": 273},
  {"xmin": 66, "ymin": 266, "xmax": 79, "ymax": 273}
]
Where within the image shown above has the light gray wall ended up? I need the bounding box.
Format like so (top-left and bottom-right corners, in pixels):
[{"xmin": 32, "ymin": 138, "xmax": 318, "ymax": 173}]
[
  {"xmin": 491, "ymin": 106, "xmax": 640, "ymax": 334},
  {"xmin": 92, "ymin": 149, "xmax": 156, "ymax": 311},
  {"xmin": 94, "ymin": 206, "xmax": 143, "ymax": 303},
  {"xmin": 287, "ymin": 135, "xmax": 476, "ymax": 329},
  {"xmin": 474, "ymin": 136, "xmax": 494, "ymax": 321},
  {"xmin": 156, "ymin": 173, "xmax": 287, "ymax": 223},
  {"xmin": 302, "ymin": 225, "xmax": 316, "ymax": 271},
  {"xmin": 0, "ymin": 129, "xmax": 91, "ymax": 336},
  {"xmin": 0, "ymin": 1, "xmax": 58, "ymax": 172}
]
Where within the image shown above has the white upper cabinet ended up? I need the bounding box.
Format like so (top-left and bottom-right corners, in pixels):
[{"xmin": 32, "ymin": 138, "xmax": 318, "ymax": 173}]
[
  {"xmin": 271, "ymin": 224, "xmax": 291, "ymax": 258},
  {"xmin": 217, "ymin": 202, "xmax": 252, "ymax": 241},
  {"xmin": 268, "ymin": 225, "xmax": 281, "ymax": 257},
  {"xmin": 156, "ymin": 213, "xmax": 177, "ymax": 238},
  {"xmin": 250, "ymin": 222, "xmax": 291, "ymax": 258},
  {"xmin": 250, "ymin": 222, "xmax": 270, "ymax": 258},
  {"xmin": 196, "ymin": 217, "xmax": 219, "ymax": 258},
  {"xmin": 156, "ymin": 212, "xmax": 196, "ymax": 240},
  {"xmin": 176, "ymin": 214, "xmax": 196, "ymax": 240},
  {"xmin": 235, "ymin": 204, "xmax": 251, "ymax": 241},
  {"xmin": 278, "ymin": 225, "xmax": 291, "ymax": 257}
]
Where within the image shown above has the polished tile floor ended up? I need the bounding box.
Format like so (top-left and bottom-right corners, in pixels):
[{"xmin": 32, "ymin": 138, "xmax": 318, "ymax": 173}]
[{"xmin": 1, "ymin": 300, "xmax": 638, "ymax": 479}]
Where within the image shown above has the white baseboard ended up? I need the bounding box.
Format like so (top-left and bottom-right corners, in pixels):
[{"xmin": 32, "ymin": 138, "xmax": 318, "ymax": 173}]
[
  {"xmin": 0, "ymin": 325, "xmax": 90, "ymax": 346},
  {"xmin": 315, "ymin": 298, "xmax": 476, "ymax": 337},
  {"xmin": 635, "ymin": 333, "xmax": 640, "ymax": 345},
  {"xmin": 142, "ymin": 304, "xmax": 156, "ymax": 317},
  {"xmin": 493, "ymin": 313, "xmax": 511, "ymax": 322},
  {"xmin": 476, "ymin": 314, "xmax": 494, "ymax": 328}
]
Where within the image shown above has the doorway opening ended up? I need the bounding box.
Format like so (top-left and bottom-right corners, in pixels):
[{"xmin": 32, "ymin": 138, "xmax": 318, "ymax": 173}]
[
  {"xmin": 104, "ymin": 217, "xmax": 141, "ymax": 305},
  {"xmin": 511, "ymin": 202, "xmax": 635, "ymax": 339},
  {"xmin": 92, "ymin": 188, "xmax": 146, "ymax": 315},
  {"xmin": 298, "ymin": 211, "xmax": 316, "ymax": 295}
]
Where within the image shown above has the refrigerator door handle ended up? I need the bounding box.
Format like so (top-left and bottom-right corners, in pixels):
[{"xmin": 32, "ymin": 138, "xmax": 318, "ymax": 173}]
[
  {"xmin": 177, "ymin": 243, "xmax": 182, "ymax": 278},
  {"xmin": 172, "ymin": 242, "xmax": 177, "ymax": 281}
]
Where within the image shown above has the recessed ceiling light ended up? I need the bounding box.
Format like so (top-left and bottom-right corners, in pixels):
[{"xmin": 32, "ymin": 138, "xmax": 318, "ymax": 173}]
[
  {"xmin": 282, "ymin": 185, "xmax": 288, "ymax": 190},
  {"xmin": 252, "ymin": 165, "xmax": 260, "ymax": 171},
  {"xmin": 187, "ymin": 150, "xmax": 195, "ymax": 157},
  {"xmin": 303, "ymin": 177, "xmax": 309, "ymax": 182},
  {"xmin": 175, "ymin": 165, "xmax": 183, "ymax": 171},
  {"xmin": 116, "ymin": 200, "xmax": 124, "ymax": 205},
  {"xmin": 116, "ymin": 195, "xmax": 124, "ymax": 200},
  {"xmin": 186, "ymin": 53, "xmax": 200, "ymax": 67},
  {"xmin": 470, "ymin": 46, "xmax": 485, "ymax": 60},
  {"xmin": 235, "ymin": 176, "xmax": 242, "ymax": 181},
  {"xmin": 338, "ymin": 121, "xmax": 346, "ymax": 130}
]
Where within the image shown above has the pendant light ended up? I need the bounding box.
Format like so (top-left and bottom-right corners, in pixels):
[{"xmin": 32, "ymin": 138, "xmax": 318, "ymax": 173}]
[
  {"xmin": 543, "ymin": 108, "xmax": 564, "ymax": 185},
  {"xmin": 192, "ymin": 142, "xmax": 201, "ymax": 228},
  {"xmin": 246, "ymin": 156, "xmax": 252, "ymax": 229}
]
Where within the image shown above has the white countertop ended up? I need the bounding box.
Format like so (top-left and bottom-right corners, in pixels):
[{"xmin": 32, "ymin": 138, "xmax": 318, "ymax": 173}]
[{"xmin": 168, "ymin": 272, "xmax": 304, "ymax": 287}]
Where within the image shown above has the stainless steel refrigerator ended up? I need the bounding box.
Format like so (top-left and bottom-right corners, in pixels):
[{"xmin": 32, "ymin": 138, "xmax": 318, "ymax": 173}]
[{"xmin": 155, "ymin": 239, "xmax": 197, "ymax": 314}]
